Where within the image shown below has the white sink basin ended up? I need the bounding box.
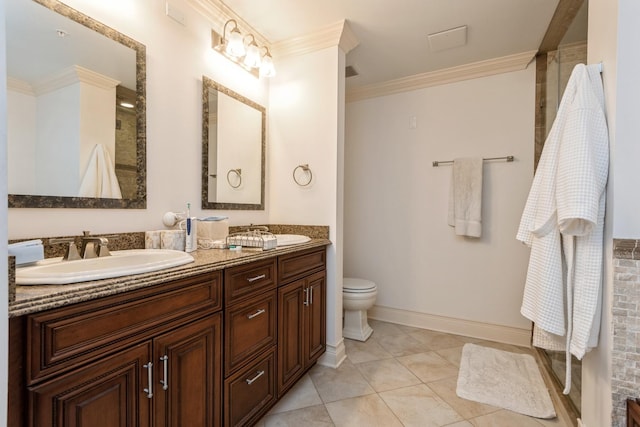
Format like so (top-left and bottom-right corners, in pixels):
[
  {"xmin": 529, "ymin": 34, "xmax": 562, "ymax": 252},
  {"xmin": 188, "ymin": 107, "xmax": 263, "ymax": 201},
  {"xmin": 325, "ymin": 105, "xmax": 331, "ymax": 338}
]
[
  {"xmin": 275, "ymin": 234, "xmax": 311, "ymax": 246},
  {"xmin": 16, "ymin": 249, "xmax": 195, "ymax": 285}
]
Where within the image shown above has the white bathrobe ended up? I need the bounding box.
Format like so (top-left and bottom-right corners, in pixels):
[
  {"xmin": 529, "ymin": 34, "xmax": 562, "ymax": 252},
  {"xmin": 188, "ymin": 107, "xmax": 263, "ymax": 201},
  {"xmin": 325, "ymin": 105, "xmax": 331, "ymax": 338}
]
[{"xmin": 517, "ymin": 64, "xmax": 608, "ymax": 392}]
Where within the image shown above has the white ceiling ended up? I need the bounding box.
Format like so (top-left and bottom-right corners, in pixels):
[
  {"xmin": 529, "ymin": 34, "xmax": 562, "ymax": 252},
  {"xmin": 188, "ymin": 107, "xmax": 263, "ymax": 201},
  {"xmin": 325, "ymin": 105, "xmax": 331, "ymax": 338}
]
[{"xmin": 221, "ymin": 0, "xmax": 562, "ymax": 88}]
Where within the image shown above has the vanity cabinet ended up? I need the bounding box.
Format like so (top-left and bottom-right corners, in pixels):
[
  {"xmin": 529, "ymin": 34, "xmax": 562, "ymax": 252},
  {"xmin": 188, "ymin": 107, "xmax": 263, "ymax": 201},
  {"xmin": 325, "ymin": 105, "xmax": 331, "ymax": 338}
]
[
  {"xmin": 277, "ymin": 248, "xmax": 326, "ymax": 395},
  {"xmin": 14, "ymin": 272, "xmax": 223, "ymax": 427},
  {"xmin": 9, "ymin": 244, "xmax": 328, "ymax": 427}
]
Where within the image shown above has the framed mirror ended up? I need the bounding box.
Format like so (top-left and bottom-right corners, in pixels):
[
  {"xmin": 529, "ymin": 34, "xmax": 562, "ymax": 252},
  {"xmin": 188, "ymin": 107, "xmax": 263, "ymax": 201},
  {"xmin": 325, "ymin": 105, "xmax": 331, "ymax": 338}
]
[
  {"xmin": 7, "ymin": 0, "xmax": 146, "ymax": 208},
  {"xmin": 202, "ymin": 76, "xmax": 265, "ymax": 210}
]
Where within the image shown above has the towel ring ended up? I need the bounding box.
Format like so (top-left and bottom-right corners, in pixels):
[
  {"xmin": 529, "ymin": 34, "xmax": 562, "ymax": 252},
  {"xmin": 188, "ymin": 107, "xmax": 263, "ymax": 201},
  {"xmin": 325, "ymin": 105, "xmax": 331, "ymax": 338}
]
[
  {"xmin": 293, "ymin": 164, "xmax": 312, "ymax": 186},
  {"xmin": 226, "ymin": 168, "xmax": 242, "ymax": 188}
]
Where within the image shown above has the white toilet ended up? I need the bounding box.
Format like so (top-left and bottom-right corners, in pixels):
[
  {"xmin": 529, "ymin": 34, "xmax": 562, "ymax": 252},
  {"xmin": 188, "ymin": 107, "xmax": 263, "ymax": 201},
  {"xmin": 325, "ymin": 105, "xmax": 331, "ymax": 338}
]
[{"xmin": 343, "ymin": 277, "xmax": 378, "ymax": 341}]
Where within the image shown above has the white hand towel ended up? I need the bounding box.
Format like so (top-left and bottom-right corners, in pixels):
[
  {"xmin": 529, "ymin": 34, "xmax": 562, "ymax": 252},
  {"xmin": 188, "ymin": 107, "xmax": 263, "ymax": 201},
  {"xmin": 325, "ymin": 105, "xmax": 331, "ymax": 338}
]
[
  {"xmin": 448, "ymin": 157, "xmax": 483, "ymax": 238},
  {"xmin": 78, "ymin": 144, "xmax": 122, "ymax": 199}
]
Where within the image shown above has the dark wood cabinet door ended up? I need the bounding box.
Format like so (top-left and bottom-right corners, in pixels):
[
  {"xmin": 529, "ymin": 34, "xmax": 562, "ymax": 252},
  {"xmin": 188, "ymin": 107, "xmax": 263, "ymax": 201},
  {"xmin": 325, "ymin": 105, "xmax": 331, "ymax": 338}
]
[
  {"xmin": 29, "ymin": 342, "xmax": 152, "ymax": 427},
  {"xmin": 277, "ymin": 280, "xmax": 305, "ymax": 395},
  {"xmin": 153, "ymin": 313, "xmax": 222, "ymax": 427},
  {"xmin": 305, "ymin": 271, "xmax": 326, "ymax": 366}
]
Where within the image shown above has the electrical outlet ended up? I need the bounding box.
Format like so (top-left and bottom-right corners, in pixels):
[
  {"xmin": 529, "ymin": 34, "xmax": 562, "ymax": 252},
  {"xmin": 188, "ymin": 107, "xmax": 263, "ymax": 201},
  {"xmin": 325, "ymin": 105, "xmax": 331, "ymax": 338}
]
[
  {"xmin": 409, "ymin": 115, "xmax": 417, "ymax": 129},
  {"xmin": 577, "ymin": 418, "xmax": 585, "ymax": 427}
]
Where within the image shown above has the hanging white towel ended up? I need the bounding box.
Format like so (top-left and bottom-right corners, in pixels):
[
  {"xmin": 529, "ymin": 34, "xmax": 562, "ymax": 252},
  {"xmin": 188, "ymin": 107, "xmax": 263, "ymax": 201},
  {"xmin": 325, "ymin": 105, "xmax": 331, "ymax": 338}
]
[
  {"xmin": 517, "ymin": 63, "xmax": 608, "ymax": 394},
  {"xmin": 448, "ymin": 157, "xmax": 483, "ymax": 238},
  {"xmin": 78, "ymin": 144, "xmax": 123, "ymax": 199}
]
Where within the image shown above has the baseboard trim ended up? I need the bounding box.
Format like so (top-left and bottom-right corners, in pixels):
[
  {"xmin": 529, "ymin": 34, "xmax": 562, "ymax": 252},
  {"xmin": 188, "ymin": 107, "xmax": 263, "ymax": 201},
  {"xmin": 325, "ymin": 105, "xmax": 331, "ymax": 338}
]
[
  {"xmin": 317, "ymin": 339, "xmax": 347, "ymax": 368},
  {"xmin": 369, "ymin": 305, "xmax": 532, "ymax": 347}
]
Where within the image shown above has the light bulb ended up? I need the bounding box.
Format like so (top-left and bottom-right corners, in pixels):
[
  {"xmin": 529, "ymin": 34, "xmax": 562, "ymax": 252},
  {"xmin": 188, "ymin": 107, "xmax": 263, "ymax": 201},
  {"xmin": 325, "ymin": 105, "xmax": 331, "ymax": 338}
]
[
  {"xmin": 260, "ymin": 54, "xmax": 276, "ymax": 77},
  {"xmin": 225, "ymin": 27, "xmax": 245, "ymax": 58},
  {"xmin": 244, "ymin": 42, "xmax": 261, "ymax": 68}
]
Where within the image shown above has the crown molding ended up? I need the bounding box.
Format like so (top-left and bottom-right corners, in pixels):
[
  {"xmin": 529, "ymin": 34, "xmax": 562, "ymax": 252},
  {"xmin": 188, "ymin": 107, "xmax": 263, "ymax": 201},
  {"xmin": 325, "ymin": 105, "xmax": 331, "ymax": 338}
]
[
  {"xmin": 346, "ymin": 50, "xmax": 537, "ymax": 103},
  {"xmin": 33, "ymin": 65, "xmax": 120, "ymax": 95},
  {"xmin": 186, "ymin": 0, "xmax": 270, "ymax": 48},
  {"xmin": 271, "ymin": 20, "xmax": 358, "ymax": 59},
  {"xmin": 339, "ymin": 20, "xmax": 359, "ymax": 54},
  {"xmin": 186, "ymin": 2, "xmax": 358, "ymax": 60},
  {"xmin": 7, "ymin": 77, "xmax": 35, "ymax": 96}
]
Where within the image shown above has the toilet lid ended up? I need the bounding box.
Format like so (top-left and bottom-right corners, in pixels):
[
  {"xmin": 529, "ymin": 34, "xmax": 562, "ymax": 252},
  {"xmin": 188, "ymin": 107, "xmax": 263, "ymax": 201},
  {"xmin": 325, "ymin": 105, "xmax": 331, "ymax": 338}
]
[{"xmin": 343, "ymin": 278, "xmax": 377, "ymax": 292}]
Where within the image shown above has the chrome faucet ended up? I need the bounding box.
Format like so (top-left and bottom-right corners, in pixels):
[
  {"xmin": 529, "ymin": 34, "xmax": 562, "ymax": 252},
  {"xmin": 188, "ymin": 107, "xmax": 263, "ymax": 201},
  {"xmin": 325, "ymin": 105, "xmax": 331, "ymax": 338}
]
[
  {"xmin": 81, "ymin": 231, "xmax": 111, "ymax": 259},
  {"xmin": 247, "ymin": 224, "xmax": 269, "ymax": 233}
]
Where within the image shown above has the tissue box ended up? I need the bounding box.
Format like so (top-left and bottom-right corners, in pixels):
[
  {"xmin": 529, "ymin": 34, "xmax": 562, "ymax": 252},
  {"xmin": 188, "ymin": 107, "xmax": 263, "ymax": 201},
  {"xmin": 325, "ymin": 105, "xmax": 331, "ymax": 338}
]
[
  {"xmin": 198, "ymin": 218, "xmax": 229, "ymax": 242},
  {"xmin": 8, "ymin": 239, "xmax": 44, "ymax": 265}
]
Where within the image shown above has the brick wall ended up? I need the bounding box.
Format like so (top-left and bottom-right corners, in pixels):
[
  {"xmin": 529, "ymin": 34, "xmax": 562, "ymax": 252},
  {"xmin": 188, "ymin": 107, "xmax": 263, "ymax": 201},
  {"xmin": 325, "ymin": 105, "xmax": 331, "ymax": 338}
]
[{"xmin": 612, "ymin": 239, "xmax": 640, "ymax": 426}]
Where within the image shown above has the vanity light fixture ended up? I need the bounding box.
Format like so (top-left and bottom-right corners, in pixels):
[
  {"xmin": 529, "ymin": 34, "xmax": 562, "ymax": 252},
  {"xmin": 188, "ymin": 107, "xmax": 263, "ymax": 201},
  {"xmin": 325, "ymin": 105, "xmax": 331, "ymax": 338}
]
[
  {"xmin": 212, "ymin": 20, "xmax": 276, "ymax": 78},
  {"xmin": 259, "ymin": 47, "xmax": 276, "ymax": 77},
  {"xmin": 223, "ymin": 20, "xmax": 245, "ymax": 58},
  {"xmin": 243, "ymin": 34, "xmax": 261, "ymax": 68}
]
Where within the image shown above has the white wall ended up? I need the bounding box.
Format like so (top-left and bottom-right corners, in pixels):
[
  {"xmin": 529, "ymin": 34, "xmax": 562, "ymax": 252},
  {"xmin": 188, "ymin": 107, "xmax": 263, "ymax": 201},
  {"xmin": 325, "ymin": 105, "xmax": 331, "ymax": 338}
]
[
  {"xmin": 345, "ymin": 66, "xmax": 535, "ymax": 341},
  {"xmin": 269, "ymin": 45, "xmax": 346, "ymax": 366},
  {"xmin": 35, "ymin": 84, "xmax": 81, "ymax": 196},
  {"xmin": 583, "ymin": 0, "xmax": 618, "ymax": 426},
  {"xmin": 1, "ymin": 0, "xmax": 9, "ymax": 424},
  {"xmin": 216, "ymin": 92, "xmax": 262, "ymax": 204},
  {"xmin": 7, "ymin": 0, "xmax": 271, "ymax": 239},
  {"xmin": 611, "ymin": 0, "xmax": 640, "ymax": 239},
  {"xmin": 7, "ymin": 89, "xmax": 36, "ymax": 194}
]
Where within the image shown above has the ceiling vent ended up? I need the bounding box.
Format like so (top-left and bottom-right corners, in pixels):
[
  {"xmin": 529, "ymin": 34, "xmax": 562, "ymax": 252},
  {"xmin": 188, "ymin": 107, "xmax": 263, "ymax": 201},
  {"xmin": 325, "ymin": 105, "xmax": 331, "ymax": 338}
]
[
  {"xmin": 427, "ymin": 25, "xmax": 468, "ymax": 52},
  {"xmin": 345, "ymin": 65, "xmax": 359, "ymax": 78}
]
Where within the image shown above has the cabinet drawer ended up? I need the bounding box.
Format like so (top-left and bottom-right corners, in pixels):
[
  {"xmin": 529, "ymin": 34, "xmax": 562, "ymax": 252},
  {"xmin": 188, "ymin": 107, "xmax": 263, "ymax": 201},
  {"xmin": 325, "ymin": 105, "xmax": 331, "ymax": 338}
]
[
  {"xmin": 224, "ymin": 347, "xmax": 276, "ymax": 427},
  {"xmin": 278, "ymin": 247, "xmax": 326, "ymax": 285},
  {"xmin": 27, "ymin": 272, "xmax": 222, "ymax": 384},
  {"xmin": 224, "ymin": 258, "xmax": 276, "ymax": 306},
  {"xmin": 225, "ymin": 290, "xmax": 276, "ymax": 376}
]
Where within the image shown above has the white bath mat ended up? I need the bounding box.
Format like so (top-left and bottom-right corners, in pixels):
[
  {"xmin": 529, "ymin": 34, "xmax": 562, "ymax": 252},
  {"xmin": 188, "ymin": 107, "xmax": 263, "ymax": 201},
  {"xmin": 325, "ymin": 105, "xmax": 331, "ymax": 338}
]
[{"xmin": 456, "ymin": 343, "xmax": 556, "ymax": 419}]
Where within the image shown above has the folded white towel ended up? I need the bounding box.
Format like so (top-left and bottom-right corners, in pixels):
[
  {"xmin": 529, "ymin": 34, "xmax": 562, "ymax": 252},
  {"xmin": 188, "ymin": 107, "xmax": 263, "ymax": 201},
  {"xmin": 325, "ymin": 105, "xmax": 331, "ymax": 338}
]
[
  {"xmin": 78, "ymin": 144, "xmax": 122, "ymax": 199},
  {"xmin": 448, "ymin": 157, "xmax": 483, "ymax": 237}
]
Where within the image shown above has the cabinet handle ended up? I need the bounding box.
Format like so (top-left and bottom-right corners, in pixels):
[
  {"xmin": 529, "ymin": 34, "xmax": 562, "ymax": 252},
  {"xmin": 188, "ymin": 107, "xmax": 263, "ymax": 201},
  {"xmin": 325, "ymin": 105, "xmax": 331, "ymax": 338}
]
[
  {"xmin": 143, "ymin": 362, "xmax": 153, "ymax": 398},
  {"xmin": 247, "ymin": 308, "xmax": 266, "ymax": 319},
  {"xmin": 247, "ymin": 274, "xmax": 266, "ymax": 283},
  {"xmin": 309, "ymin": 285, "xmax": 314, "ymax": 305},
  {"xmin": 303, "ymin": 287, "xmax": 309, "ymax": 306},
  {"xmin": 245, "ymin": 370, "xmax": 265, "ymax": 385},
  {"xmin": 160, "ymin": 355, "xmax": 169, "ymax": 390}
]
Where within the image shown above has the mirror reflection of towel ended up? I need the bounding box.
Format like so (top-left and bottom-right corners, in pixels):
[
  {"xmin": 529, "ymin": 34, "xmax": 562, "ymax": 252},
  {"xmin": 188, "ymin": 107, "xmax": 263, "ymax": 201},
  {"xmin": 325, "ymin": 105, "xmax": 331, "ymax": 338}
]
[
  {"xmin": 78, "ymin": 144, "xmax": 122, "ymax": 199},
  {"xmin": 448, "ymin": 157, "xmax": 483, "ymax": 237}
]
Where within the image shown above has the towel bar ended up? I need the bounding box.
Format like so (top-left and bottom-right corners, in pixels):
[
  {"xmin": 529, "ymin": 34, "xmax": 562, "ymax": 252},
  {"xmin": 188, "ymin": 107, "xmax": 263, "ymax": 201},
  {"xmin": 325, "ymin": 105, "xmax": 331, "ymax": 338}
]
[{"xmin": 432, "ymin": 155, "xmax": 514, "ymax": 167}]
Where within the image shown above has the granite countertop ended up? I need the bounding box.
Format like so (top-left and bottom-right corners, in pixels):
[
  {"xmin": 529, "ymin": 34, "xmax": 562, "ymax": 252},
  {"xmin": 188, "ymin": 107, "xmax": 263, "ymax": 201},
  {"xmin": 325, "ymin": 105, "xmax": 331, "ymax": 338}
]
[{"xmin": 9, "ymin": 239, "xmax": 330, "ymax": 318}]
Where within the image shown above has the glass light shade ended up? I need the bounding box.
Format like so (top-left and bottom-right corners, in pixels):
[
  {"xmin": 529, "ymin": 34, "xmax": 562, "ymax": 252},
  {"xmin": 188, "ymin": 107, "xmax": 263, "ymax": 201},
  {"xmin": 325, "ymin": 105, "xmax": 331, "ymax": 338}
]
[
  {"xmin": 259, "ymin": 54, "xmax": 276, "ymax": 77},
  {"xmin": 225, "ymin": 28, "xmax": 245, "ymax": 58},
  {"xmin": 244, "ymin": 42, "xmax": 261, "ymax": 68}
]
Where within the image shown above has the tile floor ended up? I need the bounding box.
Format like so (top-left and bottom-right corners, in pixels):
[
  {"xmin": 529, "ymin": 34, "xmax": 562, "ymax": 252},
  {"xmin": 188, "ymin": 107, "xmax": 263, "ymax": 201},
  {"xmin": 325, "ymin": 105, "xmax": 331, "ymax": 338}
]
[{"xmin": 256, "ymin": 319, "xmax": 571, "ymax": 427}]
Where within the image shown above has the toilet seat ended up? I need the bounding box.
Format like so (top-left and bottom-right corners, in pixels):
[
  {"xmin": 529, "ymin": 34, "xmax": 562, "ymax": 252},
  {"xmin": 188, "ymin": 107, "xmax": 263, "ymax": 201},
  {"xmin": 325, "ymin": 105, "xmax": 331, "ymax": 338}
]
[{"xmin": 343, "ymin": 278, "xmax": 377, "ymax": 293}]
